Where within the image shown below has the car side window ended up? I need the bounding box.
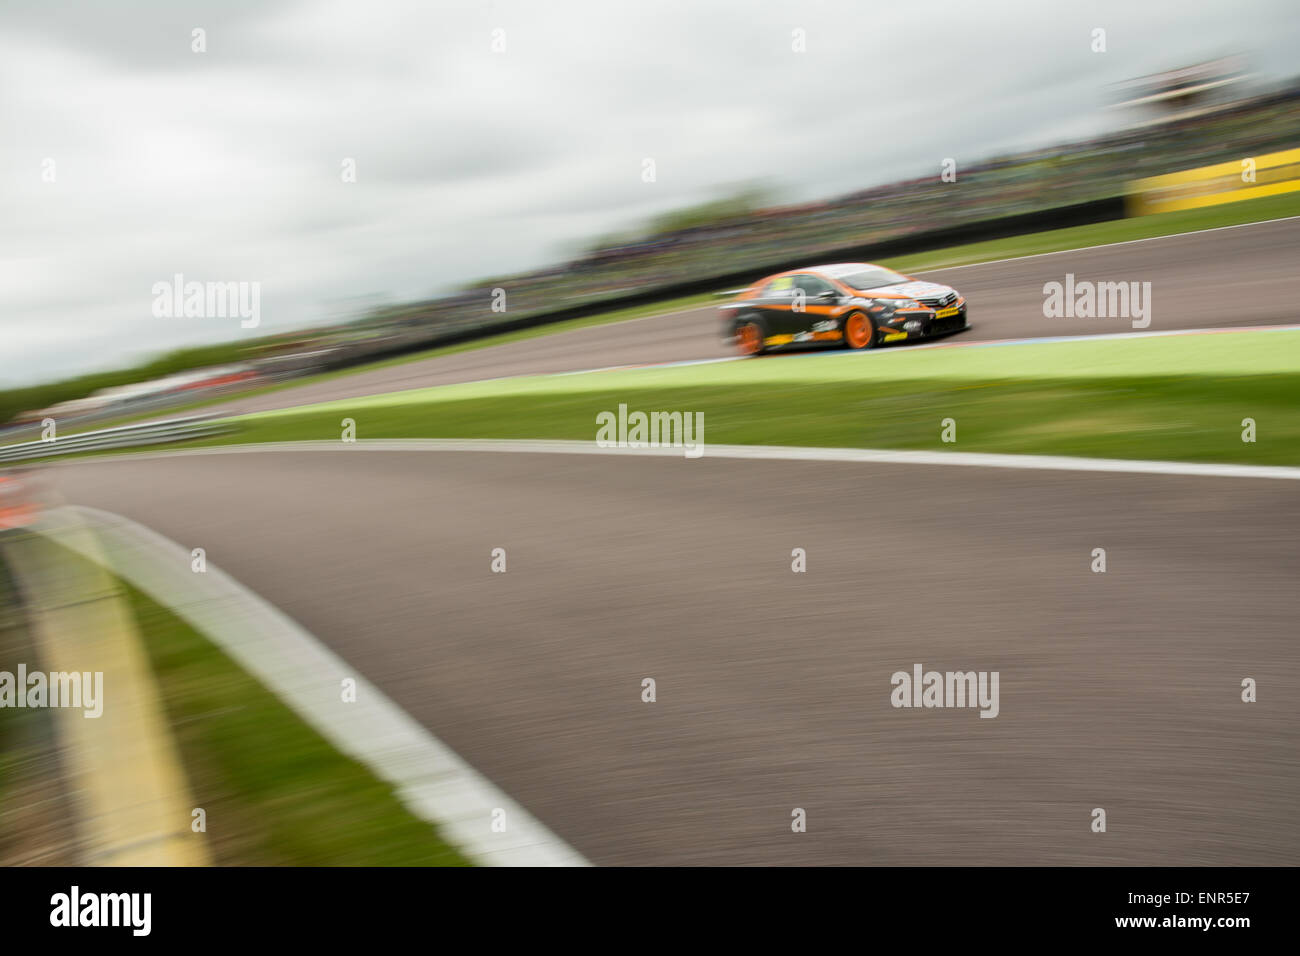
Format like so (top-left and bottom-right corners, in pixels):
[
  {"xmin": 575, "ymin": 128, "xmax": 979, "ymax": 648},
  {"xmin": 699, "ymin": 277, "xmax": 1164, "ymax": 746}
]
[
  {"xmin": 794, "ymin": 275, "xmax": 834, "ymax": 298},
  {"xmin": 763, "ymin": 276, "xmax": 796, "ymax": 298}
]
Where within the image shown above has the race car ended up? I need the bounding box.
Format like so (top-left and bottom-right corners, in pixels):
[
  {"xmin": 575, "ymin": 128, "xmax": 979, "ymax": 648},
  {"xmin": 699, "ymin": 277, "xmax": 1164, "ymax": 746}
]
[{"xmin": 718, "ymin": 262, "xmax": 969, "ymax": 355}]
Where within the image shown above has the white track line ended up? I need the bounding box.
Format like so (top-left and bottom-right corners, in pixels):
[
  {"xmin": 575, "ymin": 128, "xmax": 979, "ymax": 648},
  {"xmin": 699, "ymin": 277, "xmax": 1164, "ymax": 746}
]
[
  {"xmin": 35, "ymin": 504, "xmax": 591, "ymax": 867},
  {"xmin": 52, "ymin": 439, "xmax": 1300, "ymax": 481},
  {"xmin": 911, "ymin": 214, "xmax": 1300, "ymax": 273}
]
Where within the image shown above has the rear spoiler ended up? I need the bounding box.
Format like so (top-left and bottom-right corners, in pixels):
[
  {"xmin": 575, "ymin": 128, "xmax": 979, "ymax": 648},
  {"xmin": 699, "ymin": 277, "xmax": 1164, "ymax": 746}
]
[{"xmin": 713, "ymin": 288, "xmax": 748, "ymax": 299}]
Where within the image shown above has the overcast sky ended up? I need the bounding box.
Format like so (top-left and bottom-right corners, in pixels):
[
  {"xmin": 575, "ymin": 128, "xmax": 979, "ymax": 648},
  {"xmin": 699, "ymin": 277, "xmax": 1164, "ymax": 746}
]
[{"xmin": 3, "ymin": 0, "xmax": 1298, "ymax": 385}]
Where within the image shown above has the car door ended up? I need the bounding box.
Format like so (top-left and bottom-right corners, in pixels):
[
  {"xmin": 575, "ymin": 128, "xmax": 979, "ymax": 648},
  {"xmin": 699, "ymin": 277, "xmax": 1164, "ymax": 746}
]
[
  {"xmin": 756, "ymin": 275, "xmax": 798, "ymax": 342},
  {"xmin": 790, "ymin": 274, "xmax": 839, "ymax": 342}
]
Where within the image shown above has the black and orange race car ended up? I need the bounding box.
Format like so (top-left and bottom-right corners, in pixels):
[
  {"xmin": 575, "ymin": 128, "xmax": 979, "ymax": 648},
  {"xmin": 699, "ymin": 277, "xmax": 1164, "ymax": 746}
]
[{"xmin": 718, "ymin": 262, "xmax": 969, "ymax": 355}]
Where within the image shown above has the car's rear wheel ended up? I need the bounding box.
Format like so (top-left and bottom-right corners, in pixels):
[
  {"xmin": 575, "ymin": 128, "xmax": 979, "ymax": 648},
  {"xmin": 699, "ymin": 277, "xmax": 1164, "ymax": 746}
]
[
  {"xmin": 842, "ymin": 311, "xmax": 877, "ymax": 350},
  {"xmin": 735, "ymin": 318, "xmax": 766, "ymax": 356}
]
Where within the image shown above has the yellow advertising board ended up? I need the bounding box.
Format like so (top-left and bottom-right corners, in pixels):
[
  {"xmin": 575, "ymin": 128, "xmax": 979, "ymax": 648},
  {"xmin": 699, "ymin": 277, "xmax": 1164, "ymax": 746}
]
[{"xmin": 1127, "ymin": 147, "xmax": 1300, "ymax": 216}]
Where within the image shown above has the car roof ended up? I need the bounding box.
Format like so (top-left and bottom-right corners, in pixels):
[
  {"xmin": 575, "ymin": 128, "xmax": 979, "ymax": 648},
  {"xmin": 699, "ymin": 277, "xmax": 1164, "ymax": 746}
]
[
  {"xmin": 745, "ymin": 262, "xmax": 901, "ymax": 296},
  {"xmin": 811, "ymin": 263, "xmax": 885, "ymax": 278},
  {"xmin": 760, "ymin": 263, "xmax": 876, "ymax": 281}
]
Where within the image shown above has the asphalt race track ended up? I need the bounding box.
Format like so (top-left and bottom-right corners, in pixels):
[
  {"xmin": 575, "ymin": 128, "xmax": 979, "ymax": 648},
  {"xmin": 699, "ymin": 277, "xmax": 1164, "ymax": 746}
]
[
  {"xmin": 43, "ymin": 449, "xmax": 1300, "ymax": 865},
  {"xmin": 200, "ymin": 217, "xmax": 1300, "ymax": 418}
]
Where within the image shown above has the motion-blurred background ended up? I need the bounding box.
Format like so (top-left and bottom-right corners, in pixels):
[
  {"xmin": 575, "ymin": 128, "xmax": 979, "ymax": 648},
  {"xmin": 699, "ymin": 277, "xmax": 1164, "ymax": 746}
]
[{"xmin": 3, "ymin": 2, "xmax": 1299, "ymax": 869}]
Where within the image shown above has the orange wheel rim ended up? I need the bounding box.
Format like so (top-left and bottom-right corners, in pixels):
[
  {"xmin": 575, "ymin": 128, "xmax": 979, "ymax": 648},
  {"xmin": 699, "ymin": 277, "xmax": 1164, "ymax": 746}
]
[
  {"xmin": 738, "ymin": 324, "xmax": 762, "ymax": 354},
  {"xmin": 846, "ymin": 314, "xmax": 870, "ymax": 348}
]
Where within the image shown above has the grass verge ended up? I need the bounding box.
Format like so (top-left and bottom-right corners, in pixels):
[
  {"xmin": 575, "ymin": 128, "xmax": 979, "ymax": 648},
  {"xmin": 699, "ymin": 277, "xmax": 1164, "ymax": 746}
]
[
  {"xmin": 119, "ymin": 565, "xmax": 470, "ymax": 866},
  {"xmin": 0, "ymin": 543, "xmax": 78, "ymax": 864},
  {"xmin": 191, "ymin": 328, "xmax": 1300, "ymax": 466}
]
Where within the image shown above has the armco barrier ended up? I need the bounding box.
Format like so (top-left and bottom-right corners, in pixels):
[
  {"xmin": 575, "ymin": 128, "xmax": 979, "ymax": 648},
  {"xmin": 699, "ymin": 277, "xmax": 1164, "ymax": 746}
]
[{"xmin": 0, "ymin": 416, "xmax": 230, "ymax": 463}]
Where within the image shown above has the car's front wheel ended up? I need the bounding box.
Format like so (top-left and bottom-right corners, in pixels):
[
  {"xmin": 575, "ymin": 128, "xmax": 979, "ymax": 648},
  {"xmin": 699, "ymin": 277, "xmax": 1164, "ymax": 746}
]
[
  {"xmin": 735, "ymin": 318, "xmax": 766, "ymax": 356},
  {"xmin": 842, "ymin": 311, "xmax": 877, "ymax": 350}
]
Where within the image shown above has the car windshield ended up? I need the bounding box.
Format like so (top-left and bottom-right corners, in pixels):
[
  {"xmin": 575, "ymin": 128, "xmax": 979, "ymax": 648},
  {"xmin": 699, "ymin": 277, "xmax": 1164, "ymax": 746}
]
[{"xmin": 835, "ymin": 266, "xmax": 909, "ymax": 290}]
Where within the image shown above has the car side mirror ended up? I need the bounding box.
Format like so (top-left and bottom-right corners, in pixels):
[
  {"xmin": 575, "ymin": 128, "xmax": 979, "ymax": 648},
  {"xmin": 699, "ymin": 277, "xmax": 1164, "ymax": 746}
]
[{"xmin": 817, "ymin": 290, "xmax": 839, "ymax": 300}]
